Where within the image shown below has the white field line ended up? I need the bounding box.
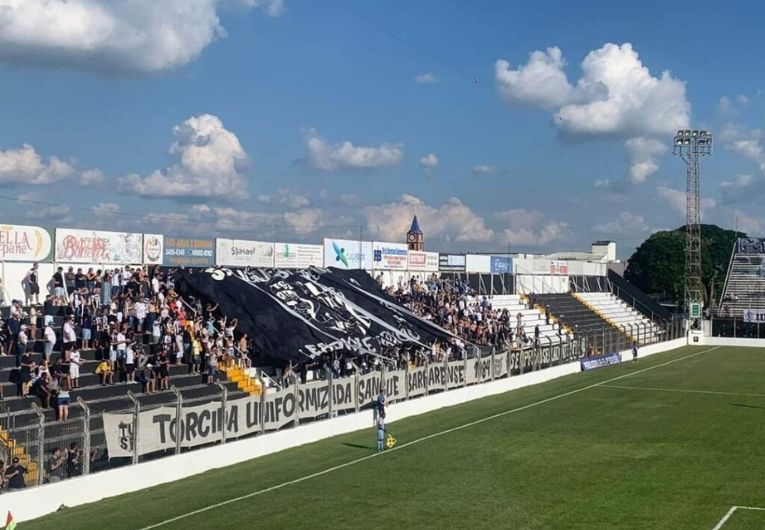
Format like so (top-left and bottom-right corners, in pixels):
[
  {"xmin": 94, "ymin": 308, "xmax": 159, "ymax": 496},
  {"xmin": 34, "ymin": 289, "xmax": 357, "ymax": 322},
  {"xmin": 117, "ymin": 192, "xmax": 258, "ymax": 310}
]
[
  {"xmin": 712, "ymin": 505, "xmax": 765, "ymax": 530},
  {"xmin": 139, "ymin": 346, "xmax": 720, "ymax": 530},
  {"xmin": 600, "ymin": 384, "xmax": 765, "ymax": 398}
]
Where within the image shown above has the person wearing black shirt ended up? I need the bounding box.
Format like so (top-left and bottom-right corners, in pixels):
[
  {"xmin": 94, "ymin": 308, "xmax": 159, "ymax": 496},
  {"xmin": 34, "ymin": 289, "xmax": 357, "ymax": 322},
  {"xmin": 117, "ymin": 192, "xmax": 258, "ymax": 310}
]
[
  {"xmin": 52, "ymin": 267, "xmax": 65, "ymax": 298},
  {"xmin": 74, "ymin": 268, "xmax": 86, "ymax": 291},
  {"xmin": 66, "ymin": 442, "xmax": 82, "ymax": 478},
  {"xmin": 5, "ymin": 457, "xmax": 27, "ymax": 490},
  {"xmin": 19, "ymin": 351, "xmax": 34, "ymax": 397},
  {"xmin": 27, "ymin": 263, "xmax": 40, "ymax": 305}
]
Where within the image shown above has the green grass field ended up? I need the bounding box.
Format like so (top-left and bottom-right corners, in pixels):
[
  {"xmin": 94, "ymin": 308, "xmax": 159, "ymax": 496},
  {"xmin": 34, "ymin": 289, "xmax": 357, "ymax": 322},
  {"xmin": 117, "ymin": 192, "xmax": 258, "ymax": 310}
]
[{"xmin": 18, "ymin": 345, "xmax": 765, "ymax": 530}]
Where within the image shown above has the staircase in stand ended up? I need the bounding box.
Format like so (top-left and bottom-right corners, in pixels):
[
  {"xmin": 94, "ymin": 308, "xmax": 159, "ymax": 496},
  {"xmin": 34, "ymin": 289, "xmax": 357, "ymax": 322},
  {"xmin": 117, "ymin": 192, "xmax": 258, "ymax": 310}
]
[{"xmin": 222, "ymin": 365, "xmax": 262, "ymax": 396}]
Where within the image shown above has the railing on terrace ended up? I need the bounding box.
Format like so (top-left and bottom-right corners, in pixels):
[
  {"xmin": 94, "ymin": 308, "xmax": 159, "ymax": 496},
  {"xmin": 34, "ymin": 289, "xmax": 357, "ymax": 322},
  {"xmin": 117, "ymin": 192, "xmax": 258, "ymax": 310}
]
[{"xmin": 0, "ymin": 323, "xmax": 686, "ymax": 493}]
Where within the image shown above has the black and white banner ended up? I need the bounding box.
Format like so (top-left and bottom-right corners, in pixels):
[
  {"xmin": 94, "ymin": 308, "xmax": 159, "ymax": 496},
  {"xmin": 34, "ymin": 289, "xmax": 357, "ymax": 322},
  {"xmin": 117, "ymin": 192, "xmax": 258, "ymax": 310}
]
[
  {"xmin": 175, "ymin": 267, "xmax": 456, "ymax": 365},
  {"xmin": 407, "ymin": 366, "xmax": 428, "ymax": 397},
  {"xmin": 103, "ymin": 398, "xmax": 261, "ymax": 458},
  {"xmin": 743, "ymin": 309, "xmax": 765, "ymax": 323},
  {"xmin": 357, "ymin": 372, "xmax": 383, "ymax": 409},
  {"xmin": 383, "ymin": 369, "xmax": 407, "ymax": 402}
]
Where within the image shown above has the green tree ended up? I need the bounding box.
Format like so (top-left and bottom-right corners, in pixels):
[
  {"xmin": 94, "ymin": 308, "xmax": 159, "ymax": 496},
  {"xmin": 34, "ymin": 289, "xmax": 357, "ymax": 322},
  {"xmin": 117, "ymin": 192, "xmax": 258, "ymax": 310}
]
[{"xmin": 624, "ymin": 224, "xmax": 742, "ymax": 307}]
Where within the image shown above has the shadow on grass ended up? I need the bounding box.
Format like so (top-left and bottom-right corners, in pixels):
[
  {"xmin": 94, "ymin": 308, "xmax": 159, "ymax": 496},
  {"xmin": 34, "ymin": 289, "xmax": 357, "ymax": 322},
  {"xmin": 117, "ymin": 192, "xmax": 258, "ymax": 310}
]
[
  {"xmin": 342, "ymin": 442, "xmax": 375, "ymax": 451},
  {"xmin": 731, "ymin": 403, "xmax": 765, "ymax": 410}
]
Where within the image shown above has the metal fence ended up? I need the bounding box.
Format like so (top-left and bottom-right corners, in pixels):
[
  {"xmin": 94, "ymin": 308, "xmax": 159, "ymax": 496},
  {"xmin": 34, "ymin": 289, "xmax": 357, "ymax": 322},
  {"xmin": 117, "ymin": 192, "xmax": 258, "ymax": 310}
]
[
  {"xmin": 0, "ymin": 325, "xmax": 684, "ymax": 491},
  {"xmin": 710, "ymin": 317, "xmax": 765, "ymax": 339}
]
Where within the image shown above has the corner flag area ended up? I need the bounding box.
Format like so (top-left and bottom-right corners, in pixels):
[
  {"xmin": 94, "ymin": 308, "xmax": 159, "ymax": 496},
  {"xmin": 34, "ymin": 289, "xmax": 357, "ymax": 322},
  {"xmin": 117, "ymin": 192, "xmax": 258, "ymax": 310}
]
[{"xmin": 18, "ymin": 345, "xmax": 765, "ymax": 530}]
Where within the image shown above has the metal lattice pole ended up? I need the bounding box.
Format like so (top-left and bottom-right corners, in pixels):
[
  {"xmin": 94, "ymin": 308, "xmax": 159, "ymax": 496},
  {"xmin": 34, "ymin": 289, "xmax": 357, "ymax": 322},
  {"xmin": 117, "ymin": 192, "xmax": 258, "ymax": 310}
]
[{"xmin": 673, "ymin": 129, "xmax": 712, "ymax": 326}]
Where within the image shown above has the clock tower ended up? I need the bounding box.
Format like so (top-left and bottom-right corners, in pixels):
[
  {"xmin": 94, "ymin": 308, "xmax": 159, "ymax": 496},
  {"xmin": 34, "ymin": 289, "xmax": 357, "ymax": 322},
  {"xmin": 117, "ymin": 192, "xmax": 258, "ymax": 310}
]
[{"xmin": 407, "ymin": 215, "xmax": 424, "ymax": 251}]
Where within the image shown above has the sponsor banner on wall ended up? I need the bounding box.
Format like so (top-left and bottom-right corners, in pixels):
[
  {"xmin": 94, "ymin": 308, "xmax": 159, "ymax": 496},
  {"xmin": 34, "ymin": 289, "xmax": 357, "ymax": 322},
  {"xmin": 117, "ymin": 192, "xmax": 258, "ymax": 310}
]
[
  {"xmin": 465, "ymin": 254, "xmax": 491, "ymax": 273},
  {"xmin": 322, "ymin": 238, "xmax": 374, "ymax": 270},
  {"xmin": 446, "ymin": 359, "xmax": 466, "ymax": 389},
  {"xmin": 530, "ymin": 258, "xmax": 568, "ymax": 275},
  {"xmin": 331, "ymin": 377, "xmax": 357, "ymax": 412},
  {"xmin": 163, "ymin": 237, "xmax": 216, "ymax": 267},
  {"xmin": 439, "ymin": 254, "xmax": 466, "ymax": 272},
  {"xmin": 372, "ymin": 241, "xmax": 409, "ymax": 271},
  {"xmin": 743, "ymin": 309, "xmax": 765, "ymax": 323},
  {"xmin": 357, "ymin": 372, "xmax": 382, "ymax": 408},
  {"xmin": 407, "ymin": 366, "xmax": 428, "ymax": 397},
  {"xmin": 0, "ymin": 224, "xmax": 53, "ymax": 262},
  {"xmin": 55, "ymin": 228, "xmax": 142, "ymax": 264},
  {"xmin": 490, "ymin": 256, "xmax": 512, "ymax": 274},
  {"xmin": 465, "ymin": 357, "xmax": 481, "ymax": 385},
  {"xmin": 274, "ymin": 243, "xmax": 323, "ymax": 269},
  {"xmin": 551, "ymin": 260, "xmax": 569, "ymax": 275},
  {"xmin": 738, "ymin": 237, "xmax": 765, "ymax": 254},
  {"xmin": 383, "ymin": 370, "xmax": 407, "ymax": 402},
  {"xmin": 580, "ymin": 352, "xmax": 621, "ymax": 372},
  {"xmin": 493, "ymin": 352, "xmax": 509, "ymax": 379},
  {"xmin": 216, "ymin": 238, "xmax": 275, "ymax": 268},
  {"xmin": 263, "ymin": 386, "xmax": 299, "ymax": 430},
  {"xmin": 408, "ymin": 251, "xmax": 439, "ymax": 272},
  {"xmin": 298, "ymin": 381, "xmax": 330, "ymax": 419},
  {"xmin": 103, "ymin": 398, "xmax": 261, "ymax": 458},
  {"xmin": 427, "ymin": 362, "xmax": 447, "ymax": 389},
  {"xmin": 143, "ymin": 234, "xmax": 164, "ymax": 266}
]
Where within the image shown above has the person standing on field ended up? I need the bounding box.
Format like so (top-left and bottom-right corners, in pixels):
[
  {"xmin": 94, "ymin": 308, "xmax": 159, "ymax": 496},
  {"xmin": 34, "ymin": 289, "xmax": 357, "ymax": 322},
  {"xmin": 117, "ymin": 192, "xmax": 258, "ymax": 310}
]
[
  {"xmin": 632, "ymin": 341, "xmax": 639, "ymax": 364},
  {"xmin": 376, "ymin": 411, "xmax": 386, "ymax": 453}
]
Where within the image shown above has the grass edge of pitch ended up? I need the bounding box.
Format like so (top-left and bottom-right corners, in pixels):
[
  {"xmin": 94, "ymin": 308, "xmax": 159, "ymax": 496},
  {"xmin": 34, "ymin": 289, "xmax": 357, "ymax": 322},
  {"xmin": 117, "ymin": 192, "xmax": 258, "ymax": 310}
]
[{"xmin": 711, "ymin": 506, "xmax": 765, "ymax": 530}]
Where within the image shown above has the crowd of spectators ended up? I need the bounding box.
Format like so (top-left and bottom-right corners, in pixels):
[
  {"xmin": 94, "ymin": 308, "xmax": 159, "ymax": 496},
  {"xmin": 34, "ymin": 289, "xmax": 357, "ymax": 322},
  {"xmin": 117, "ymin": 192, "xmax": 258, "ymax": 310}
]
[{"xmin": 0, "ymin": 265, "xmax": 253, "ymax": 415}]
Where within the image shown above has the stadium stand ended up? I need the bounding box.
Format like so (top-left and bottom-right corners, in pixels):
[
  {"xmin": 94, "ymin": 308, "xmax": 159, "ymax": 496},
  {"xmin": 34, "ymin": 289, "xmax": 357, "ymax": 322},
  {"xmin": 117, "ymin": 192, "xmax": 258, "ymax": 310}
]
[
  {"xmin": 572, "ymin": 292, "xmax": 663, "ymax": 344},
  {"xmin": 719, "ymin": 237, "xmax": 765, "ymax": 317},
  {"xmin": 484, "ymin": 294, "xmax": 572, "ymax": 346},
  {"xmin": 532, "ymin": 292, "xmax": 628, "ymax": 353}
]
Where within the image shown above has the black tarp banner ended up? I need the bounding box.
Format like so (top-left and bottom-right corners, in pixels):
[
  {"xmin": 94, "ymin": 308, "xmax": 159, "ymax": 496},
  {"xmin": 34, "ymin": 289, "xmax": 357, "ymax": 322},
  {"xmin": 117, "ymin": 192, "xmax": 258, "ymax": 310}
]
[{"xmin": 174, "ymin": 267, "xmax": 456, "ymax": 365}]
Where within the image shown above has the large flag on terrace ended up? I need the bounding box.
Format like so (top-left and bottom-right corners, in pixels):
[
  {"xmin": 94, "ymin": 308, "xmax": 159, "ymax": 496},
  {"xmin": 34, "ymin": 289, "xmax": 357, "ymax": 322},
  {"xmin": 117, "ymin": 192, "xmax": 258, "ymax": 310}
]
[{"xmin": 174, "ymin": 267, "xmax": 456, "ymax": 365}]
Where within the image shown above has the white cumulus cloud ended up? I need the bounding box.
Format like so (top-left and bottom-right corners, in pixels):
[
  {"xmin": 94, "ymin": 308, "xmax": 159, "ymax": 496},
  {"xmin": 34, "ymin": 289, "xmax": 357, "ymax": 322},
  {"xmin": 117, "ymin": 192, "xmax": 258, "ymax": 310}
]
[
  {"xmin": 363, "ymin": 194, "xmax": 493, "ymax": 243},
  {"xmin": 495, "ymin": 42, "xmax": 690, "ymax": 186},
  {"xmin": 624, "ymin": 137, "xmax": 667, "ymax": 184},
  {"xmin": 593, "ymin": 211, "xmax": 650, "ymax": 234},
  {"xmin": 472, "ymin": 164, "xmax": 495, "ymax": 175},
  {"xmin": 0, "ymin": 144, "xmax": 74, "ymax": 184},
  {"xmin": 656, "ymin": 185, "xmax": 717, "ymax": 217},
  {"xmin": 0, "ymin": 0, "xmax": 283, "ymax": 74},
  {"xmin": 495, "ymin": 47, "xmax": 573, "ymax": 110},
  {"xmin": 495, "ymin": 209, "xmax": 569, "ymax": 246},
  {"xmin": 419, "ymin": 153, "xmax": 439, "ymax": 169},
  {"xmin": 304, "ymin": 129, "xmax": 404, "ymax": 171},
  {"xmin": 415, "ymin": 72, "xmax": 437, "ymax": 84},
  {"xmin": 120, "ymin": 114, "xmax": 249, "ymax": 199},
  {"xmin": 92, "ymin": 202, "xmax": 120, "ymax": 217}
]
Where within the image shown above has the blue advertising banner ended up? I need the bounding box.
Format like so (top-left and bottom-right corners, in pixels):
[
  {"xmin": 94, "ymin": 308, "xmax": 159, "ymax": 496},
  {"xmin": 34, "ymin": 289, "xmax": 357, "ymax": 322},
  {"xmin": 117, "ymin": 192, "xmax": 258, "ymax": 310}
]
[
  {"xmin": 580, "ymin": 352, "xmax": 622, "ymax": 372},
  {"xmin": 490, "ymin": 256, "xmax": 512, "ymax": 274},
  {"xmin": 163, "ymin": 237, "xmax": 216, "ymax": 267}
]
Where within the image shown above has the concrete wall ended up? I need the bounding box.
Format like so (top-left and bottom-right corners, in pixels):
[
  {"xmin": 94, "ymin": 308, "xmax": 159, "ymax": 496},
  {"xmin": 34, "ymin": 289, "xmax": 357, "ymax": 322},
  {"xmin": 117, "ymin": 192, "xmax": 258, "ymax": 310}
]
[{"xmin": 0, "ymin": 337, "xmax": 689, "ymax": 523}]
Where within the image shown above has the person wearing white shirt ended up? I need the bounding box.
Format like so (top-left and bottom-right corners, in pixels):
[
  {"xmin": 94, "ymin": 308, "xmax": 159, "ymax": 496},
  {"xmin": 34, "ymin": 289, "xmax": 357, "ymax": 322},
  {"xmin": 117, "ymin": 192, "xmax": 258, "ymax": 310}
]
[
  {"xmin": 134, "ymin": 301, "xmax": 147, "ymax": 332},
  {"xmin": 43, "ymin": 324, "xmax": 56, "ymax": 361},
  {"xmin": 151, "ymin": 276, "xmax": 159, "ymax": 294},
  {"xmin": 69, "ymin": 350, "xmax": 82, "ymax": 389},
  {"xmin": 62, "ymin": 316, "xmax": 77, "ymax": 360},
  {"xmin": 125, "ymin": 345, "xmax": 135, "ymax": 383}
]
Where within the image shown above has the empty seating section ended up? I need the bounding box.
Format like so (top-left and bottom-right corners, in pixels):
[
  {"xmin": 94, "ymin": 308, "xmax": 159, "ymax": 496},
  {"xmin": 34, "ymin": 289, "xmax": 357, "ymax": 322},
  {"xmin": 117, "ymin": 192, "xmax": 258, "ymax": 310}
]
[
  {"xmin": 533, "ymin": 292, "xmax": 627, "ymax": 352},
  {"xmin": 719, "ymin": 238, "xmax": 765, "ymax": 317},
  {"xmin": 573, "ymin": 292, "xmax": 663, "ymax": 344},
  {"xmin": 484, "ymin": 294, "xmax": 573, "ymax": 345}
]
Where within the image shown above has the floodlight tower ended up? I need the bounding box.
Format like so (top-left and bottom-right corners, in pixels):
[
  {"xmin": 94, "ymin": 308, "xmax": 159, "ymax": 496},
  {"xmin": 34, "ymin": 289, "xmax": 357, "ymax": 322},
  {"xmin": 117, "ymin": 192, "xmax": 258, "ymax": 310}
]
[{"xmin": 672, "ymin": 129, "xmax": 713, "ymax": 326}]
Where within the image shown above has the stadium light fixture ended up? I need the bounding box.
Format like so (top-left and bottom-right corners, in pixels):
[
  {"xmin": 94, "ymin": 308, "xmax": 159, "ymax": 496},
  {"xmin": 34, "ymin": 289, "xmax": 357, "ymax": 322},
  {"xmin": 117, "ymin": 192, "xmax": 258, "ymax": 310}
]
[{"xmin": 672, "ymin": 128, "xmax": 713, "ymax": 327}]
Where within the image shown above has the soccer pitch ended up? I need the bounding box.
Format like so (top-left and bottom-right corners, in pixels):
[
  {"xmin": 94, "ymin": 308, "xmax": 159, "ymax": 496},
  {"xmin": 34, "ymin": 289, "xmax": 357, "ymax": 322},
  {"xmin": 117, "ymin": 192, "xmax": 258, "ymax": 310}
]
[{"xmin": 18, "ymin": 345, "xmax": 765, "ymax": 530}]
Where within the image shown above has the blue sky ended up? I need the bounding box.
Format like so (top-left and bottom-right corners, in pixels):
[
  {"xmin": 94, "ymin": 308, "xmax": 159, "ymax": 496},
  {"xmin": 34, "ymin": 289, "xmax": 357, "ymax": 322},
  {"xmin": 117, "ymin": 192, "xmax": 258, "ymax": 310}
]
[{"xmin": 0, "ymin": 0, "xmax": 763, "ymax": 259}]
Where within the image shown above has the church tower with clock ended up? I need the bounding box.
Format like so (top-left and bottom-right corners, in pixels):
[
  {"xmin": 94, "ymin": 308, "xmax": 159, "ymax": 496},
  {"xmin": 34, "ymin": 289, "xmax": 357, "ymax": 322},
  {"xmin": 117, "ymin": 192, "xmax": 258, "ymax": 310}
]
[{"xmin": 407, "ymin": 215, "xmax": 424, "ymax": 251}]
